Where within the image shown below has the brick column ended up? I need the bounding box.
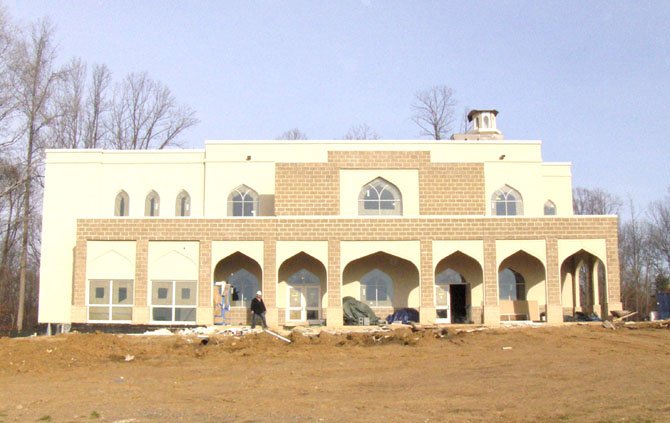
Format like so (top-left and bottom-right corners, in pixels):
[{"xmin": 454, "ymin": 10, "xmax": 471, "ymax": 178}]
[
  {"xmin": 605, "ymin": 235, "xmax": 622, "ymax": 316},
  {"xmin": 71, "ymin": 237, "xmax": 88, "ymax": 322},
  {"xmin": 545, "ymin": 238, "xmax": 563, "ymax": 324},
  {"xmin": 197, "ymin": 240, "xmax": 213, "ymax": 325},
  {"xmin": 263, "ymin": 239, "xmax": 279, "ymax": 327},
  {"xmin": 419, "ymin": 239, "xmax": 435, "ymax": 324},
  {"xmin": 326, "ymin": 239, "xmax": 342, "ymax": 327},
  {"xmin": 482, "ymin": 238, "xmax": 500, "ymax": 326},
  {"xmin": 132, "ymin": 239, "xmax": 149, "ymax": 324}
]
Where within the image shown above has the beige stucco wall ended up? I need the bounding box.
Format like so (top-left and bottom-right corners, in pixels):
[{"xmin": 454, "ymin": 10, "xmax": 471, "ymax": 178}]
[
  {"xmin": 340, "ymin": 169, "xmax": 420, "ymax": 216},
  {"xmin": 276, "ymin": 241, "xmax": 329, "ymax": 309},
  {"xmin": 557, "ymin": 239, "xmax": 607, "ymax": 267},
  {"xmin": 497, "ymin": 240, "xmax": 547, "ymax": 304},
  {"xmin": 148, "ymin": 241, "xmax": 199, "ymax": 281},
  {"xmin": 86, "ymin": 241, "xmax": 136, "ymax": 280},
  {"xmin": 204, "ymin": 162, "xmax": 276, "ymax": 216}
]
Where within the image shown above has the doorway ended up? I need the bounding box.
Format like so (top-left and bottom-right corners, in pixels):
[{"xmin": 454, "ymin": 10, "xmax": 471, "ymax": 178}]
[{"xmin": 287, "ymin": 285, "xmax": 321, "ymax": 323}]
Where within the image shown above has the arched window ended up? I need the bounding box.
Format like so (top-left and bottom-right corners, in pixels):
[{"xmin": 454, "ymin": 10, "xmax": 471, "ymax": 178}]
[
  {"xmin": 492, "ymin": 185, "xmax": 523, "ymax": 216},
  {"xmin": 498, "ymin": 268, "xmax": 525, "ymax": 301},
  {"xmin": 544, "ymin": 200, "xmax": 557, "ymax": 216},
  {"xmin": 228, "ymin": 269, "xmax": 259, "ymax": 307},
  {"xmin": 360, "ymin": 269, "xmax": 393, "ymax": 307},
  {"xmin": 288, "ymin": 269, "xmax": 319, "ymax": 285},
  {"xmin": 358, "ymin": 177, "xmax": 402, "ymax": 215},
  {"xmin": 228, "ymin": 185, "xmax": 258, "ymax": 217},
  {"xmin": 114, "ymin": 191, "xmax": 129, "ymax": 216},
  {"xmin": 144, "ymin": 190, "xmax": 160, "ymax": 217},
  {"xmin": 483, "ymin": 115, "xmax": 490, "ymax": 128},
  {"xmin": 175, "ymin": 190, "xmax": 191, "ymax": 217}
]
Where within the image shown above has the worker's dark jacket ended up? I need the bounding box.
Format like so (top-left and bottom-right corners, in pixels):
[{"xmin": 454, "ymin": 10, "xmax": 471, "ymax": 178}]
[{"xmin": 250, "ymin": 297, "xmax": 266, "ymax": 314}]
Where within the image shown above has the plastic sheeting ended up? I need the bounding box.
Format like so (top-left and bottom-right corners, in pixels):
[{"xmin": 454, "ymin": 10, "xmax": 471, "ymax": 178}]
[
  {"xmin": 385, "ymin": 308, "xmax": 419, "ymax": 324},
  {"xmin": 342, "ymin": 296, "xmax": 380, "ymax": 325}
]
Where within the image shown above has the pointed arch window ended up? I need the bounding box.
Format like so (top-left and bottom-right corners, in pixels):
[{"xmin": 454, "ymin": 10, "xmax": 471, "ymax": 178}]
[
  {"xmin": 498, "ymin": 268, "xmax": 525, "ymax": 300},
  {"xmin": 114, "ymin": 191, "xmax": 129, "ymax": 216},
  {"xmin": 228, "ymin": 269, "xmax": 259, "ymax": 307},
  {"xmin": 175, "ymin": 190, "xmax": 191, "ymax": 217},
  {"xmin": 358, "ymin": 177, "xmax": 402, "ymax": 215},
  {"xmin": 228, "ymin": 185, "xmax": 259, "ymax": 217},
  {"xmin": 144, "ymin": 190, "xmax": 160, "ymax": 217},
  {"xmin": 360, "ymin": 269, "xmax": 393, "ymax": 307},
  {"xmin": 492, "ymin": 185, "xmax": 523, "ymax": 216},
  {"xmin": 288, "ymin": 269, "xmax": 320, "ymax": 285},
  {"xmin": 544, "ymin": 200, "xmax": 557, "ymax": 216}
]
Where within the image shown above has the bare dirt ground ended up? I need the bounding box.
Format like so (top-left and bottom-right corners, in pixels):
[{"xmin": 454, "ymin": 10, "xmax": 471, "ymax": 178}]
[{"xmin": 1, "ymin": 322, "xmax": 669, "ymax": 423}]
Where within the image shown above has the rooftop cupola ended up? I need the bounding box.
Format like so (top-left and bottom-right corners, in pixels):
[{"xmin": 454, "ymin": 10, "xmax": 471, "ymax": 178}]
[{"xmin": 451, "ymin": 109, "xmax": 504, "ymax": 140}]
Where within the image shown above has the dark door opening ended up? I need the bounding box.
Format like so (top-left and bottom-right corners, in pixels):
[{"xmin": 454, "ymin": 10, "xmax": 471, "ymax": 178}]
[{"xmin": 450, "ymin": 284, "xmax": 467, "ymax": 323}]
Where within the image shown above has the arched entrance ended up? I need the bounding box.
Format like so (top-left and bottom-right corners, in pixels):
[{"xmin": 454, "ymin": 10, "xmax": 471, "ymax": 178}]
[
  {"xmin": 498, "ymin": 251, "xmax": 546, "ymax": 321},
  {"xmin": 342, "ymin": 251, "xmax": 420, "ymax": 321},
  {"xmin": 561, "ymin": 250, "xmax": 606, "ymax": 318},
  {"xmin": 213, "ymin": 252, "xmax": 262, "ymax": 325},
  {"xmin": 277, "ymin": 252, "xmax": 327, "ymax": 325},
  {"xmin": 434, "ymin": 251, "xmax": 483, "ymax": 324}
]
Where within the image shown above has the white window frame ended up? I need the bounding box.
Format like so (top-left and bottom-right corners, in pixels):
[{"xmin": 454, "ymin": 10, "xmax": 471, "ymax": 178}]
[
  {"xmin": 228, "ymin": 185, "xmax": 259, "ymax": 217},
  {"xmin": 360, "ymin": 269, "xmax": 393, "ymax": 307},
  {"xmin": 358, "ymin": 178, "xmax": 403, "ymax": 216},
  {"xmin": 150, "ymin": 279, "xmax": 198, "ymax": 324},
  {"xmin": 491, "ymin": 185, "xmax": 523, "ymax": 216},
  {"xmin": 86, "ymin": 279, "xmax": 134, "ymax": 323}
]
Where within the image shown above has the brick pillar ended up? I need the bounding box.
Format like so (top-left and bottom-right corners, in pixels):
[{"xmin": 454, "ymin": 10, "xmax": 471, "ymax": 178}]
[
  {"xmin": 605, "ymin": 235, "xmax": 622, "ymax": 316},
  {"xmin": 419, "ymin": 239, "xmax": 435, "ymax": 324},
  {"xmin": 71, "ymin": 237, "xmax": 88, "ymax": 322},
  {"xmin": 197, "ymin": 240, "xmax": 213, "ymax": 325},
  {"xmin": 482, "ymin": 238, "xmax": 500, "ymax": 326},
  {"xmin": 326, "ymin": 239, "xmax": 342, "ymax": 327},
  {"xmin": 545, "ymin": 238, "xmax": 563, "ymax": 324},
  {"xmin": 133, "ymin": 239, "xmax": 149, "ymax": 324},
  {"xmin": 263, "ymin": 239, "xmax": 278, "ymax": 327}
]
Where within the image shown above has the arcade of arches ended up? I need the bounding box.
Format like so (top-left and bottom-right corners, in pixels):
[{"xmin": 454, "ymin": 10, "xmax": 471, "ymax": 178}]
[{"xmin": 208, "ymin": 241, "xmax": 619, "ymax": 327}]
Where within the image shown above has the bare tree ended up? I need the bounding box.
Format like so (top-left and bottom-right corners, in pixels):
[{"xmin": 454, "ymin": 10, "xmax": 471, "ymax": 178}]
[
  {"xmin": 0, "ymin": 6, "xmax": 17, "ymax": 150},
  {"xmin": 276, "ymin": 128, "xmax": 308, "ymax": 140},
  {"xmin": 343, "ymin": 123, "xmax": 379, "ymax": 140},
  {"xmin": 108, "ymin": 72, "xmax": 198, "ymax": 149},
  {"xmin": 9, "ymin": 19, "xmax": 63, "ymax": 331},
  {"xmin": 411, "ymin": 85, "xmax": 456, "ymax": 140},
  {"xmin": 573, "ymin": 187, "xmax": 623, "ymax": 215},
  {"xmin": 83, "ymin": 63, "xmax": 111, "ymax": 148},
  {"xmin": 458, "ymin": 106, "xmax": 471, "ymax": 134},
  {"xmin": 648, "ymin": 187, "xmax": 670, "ymax": 277},
  {"xmin": 51, "ymin": 58, "xmax": 86, "ymax": 148}
]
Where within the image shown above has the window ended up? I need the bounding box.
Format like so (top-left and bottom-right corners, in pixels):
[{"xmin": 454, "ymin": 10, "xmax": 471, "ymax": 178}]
[
  {"xmin": 483, "ymin": 115, "xmax": 490, "ymax": 128},
  {"xmin": 114, "ymin": 191, "xmax": 129, "ymax": 216},
  {"xmin": 288, "ymin": 269, "xmax": 319, "ymax": 286},
  {"xmin": 151, "ymin": 280, "xmax": 197, "ymax": 323},
  {"xmin": 145, "ymin": 190, "xmax": 160, "ymax": 217},
  {"xmin": 228, "ymin": 185, "xmax": 258, "ymax": 217},
  {"xmin": 175, "ymin": 190, "xmax": 191, "ymax": 217},
  {"xmin": 498, "ymin": 268, "xmax": 525, "ymax": 301},
  {"xmin": 358, "ymin": 178, "xmax": 402, "ymax": 215},
  {"xmin": 544, "ymin": 200, "xmax": 557, "ymax": 215},
  {"xmin": 435, "ymin": 268, "xmax": 466, "ymax": 319},
  {"xmin": 360, "ymin": 269, "xmax": 393, "ymax": 307},
  {"xmin": 492, "ymin": 185, "xmax": 523, "ymax": 216},
  {"xmin": 228, "ymin": 269, "xmax": 259, "ymax": 307},
  {"xmin": 87, "ymin": 279, "xmax": 133, "ymax": 321}
]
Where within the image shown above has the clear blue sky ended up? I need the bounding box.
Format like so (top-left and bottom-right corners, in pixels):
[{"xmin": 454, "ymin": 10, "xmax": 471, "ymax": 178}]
[{"xmin": 5, "ymin": 0, "xmax": 670, "ymax": 211}]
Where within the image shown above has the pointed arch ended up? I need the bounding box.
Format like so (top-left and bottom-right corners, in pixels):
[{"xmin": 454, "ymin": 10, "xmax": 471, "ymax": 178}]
[
  {"xmin": 544, "ymin": 200, "xmax": 557, "ymax": 216},
  {"xmin": 358, "ymin": 177, "xmax": 402, "ymax": 215},
  {"xmin": 144, "ymin": 190, "xmax": 160, "ymax": 217},
  {"xmin": 492, "ymin": 184, "xmax": 523, "ymax": 216},
  {"xmin": 228, "ymin": 184, "xmax": 259, "ymax": 217},
  {"xmin": 175, "ymin": 190, "xmax": 191, "ymax": 217},
  {"xmin": 114, "ymin": 190, "xmax": 129, "ymax": 216},
  {"xmin": 361, "ymin": 268, "xmax": 394, "ymax": 307}
]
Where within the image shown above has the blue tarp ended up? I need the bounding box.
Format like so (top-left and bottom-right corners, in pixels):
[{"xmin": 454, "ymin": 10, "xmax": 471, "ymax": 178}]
[{"xmin": 385, "ymin": 308, "xmax": 420, "ymax": 324}]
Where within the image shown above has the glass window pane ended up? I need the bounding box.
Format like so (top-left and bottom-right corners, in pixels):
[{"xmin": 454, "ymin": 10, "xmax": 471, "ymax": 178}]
[
  {"xmin": 289, "ymin": 310, "xmax": 301, "ymax": 320},
  {"xmin": 89, "ymin": 280, "xmax": 109, "ymax": 305},
  {"xmin": 364, "ymin": 199, "xmax": 378, "ymax": 210},
  {"xmin": 152, "ymin": 282, "xmax": 172, "ymax": 305},
  {"xmin": 152, "ymin": 307, "xmax": 172, "ymax": 321},
  {"xmin": 380, "ymin": 190, "xmax": 395, "ymax": 201},
  {"xmin": 379, "ymin": 200, "xmax": 395, "ymax": 210},
  {"xmin": 112, "ymin": 307, "xmax": 132, "ymax": 321},
  {"xmin": 306, "ymin": 310, "xmax": 318, "ymax": 320},
  {"xmin": 113, "ymin": 280, "xmax": 133, "ymax": 305},
  {"xmin": 507, "ymin": 202, "xmax": 517, "ymax": 216},
  {"xmin": 175, "ymin": 308, "xmax": 196, "ymax": 322},
  {"xmin": 233, "ymin": 202, "xmax": 243, "ymax": 216},
  {"xmin": 435, "ymin": 285, "xmax": 448, "ymax": 306},
  {"xmin": 176, "ymin": 281, "xmax": 197, "ymax": 306},
  {"xmin": 88, "ymin": 306, "xmax": 109, "ymax": 320},
  {"xmin": 377, "ymin": 285, "xmax": 387, "ymax": 301},
  {"xmin": 243, "ymin": 202, "xmax": 254, "ymax": 216},
  {"xmin": 496, "ymin": 202, "xmax": 506, "ymax": 216},
  {"xmin": 289, "ymin": 288, "xmax": 301, "ymax": 307}
]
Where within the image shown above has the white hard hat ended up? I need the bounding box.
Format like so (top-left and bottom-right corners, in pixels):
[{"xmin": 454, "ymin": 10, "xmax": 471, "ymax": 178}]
[{"xmin": 256, "ymin": 291, "xmax": 262, "ymax": 296}]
